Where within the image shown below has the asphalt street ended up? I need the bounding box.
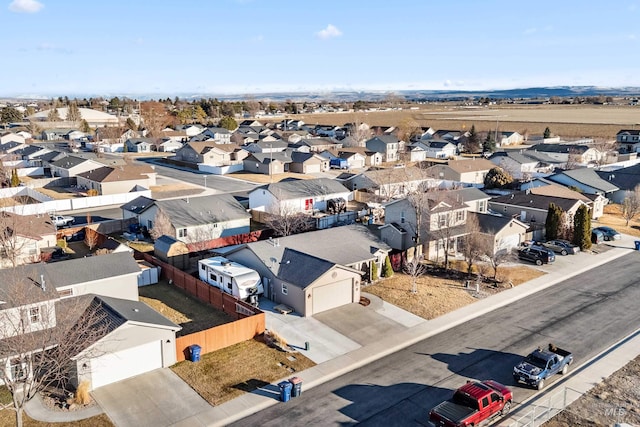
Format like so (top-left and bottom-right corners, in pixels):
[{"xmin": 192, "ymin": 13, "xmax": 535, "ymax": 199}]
[{"xmin": 231, "ymin": 252, "xmax": 640, "ymax": 427}]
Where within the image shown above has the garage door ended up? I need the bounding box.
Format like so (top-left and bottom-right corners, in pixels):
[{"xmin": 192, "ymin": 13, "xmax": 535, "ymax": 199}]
[
  {"xmin": 312, "ymin": 279, "xmax": 353, "ymax": 315},
  {"xmin": 90, "ymin": 341, "xmax": 162, "ymax": 389},
  {"xmin": 305, "ymin": 164, "xmax": 321, "ymax": 174},
  {"xmin": 499, "ymin": 233, "xmax": 521, "ymax": 251}
]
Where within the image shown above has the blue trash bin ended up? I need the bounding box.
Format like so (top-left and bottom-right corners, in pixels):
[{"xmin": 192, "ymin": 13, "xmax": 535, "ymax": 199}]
[
  {"xmin": 635, "ymin": 241, "xmax": 640, "ymax": 251},
  {"xmin": 190, "ymin": 345, "xmax": 201, "ymax": 362},
  {"xmin": 278, "ymin": 381, "xmax": 293, "ymax": 402}
]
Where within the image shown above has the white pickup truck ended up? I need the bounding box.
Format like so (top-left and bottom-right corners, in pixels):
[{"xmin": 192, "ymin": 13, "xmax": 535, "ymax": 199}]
[{"xmin": 50, "ymin": 215, "xmax": 75, "ymax": 228}]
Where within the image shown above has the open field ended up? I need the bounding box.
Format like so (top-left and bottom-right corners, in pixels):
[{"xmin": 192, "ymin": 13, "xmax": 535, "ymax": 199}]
[{"xmin": 286, "ymin": 104, "xmax": 640, "ymax": 139}]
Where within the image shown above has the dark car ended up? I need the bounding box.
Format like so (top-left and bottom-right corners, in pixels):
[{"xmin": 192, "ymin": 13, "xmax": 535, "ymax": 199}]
[
  {"xmin": 542, "ymin": 239, "xmax": 580, "ymax": 255},
  {"xmin": 42, "ymin": 247, "xmax": 71, "ymax": 263},
  {"xmin": 518, "ymin": 246, "xmax": 555, "ymax": 265},
  {"xmin": 593, "ymin": 226, "xmax": 621, "ymax": 241},
  {"xmin": 65, "ymin": 229, "xmax": 86, "ymax": 242}
]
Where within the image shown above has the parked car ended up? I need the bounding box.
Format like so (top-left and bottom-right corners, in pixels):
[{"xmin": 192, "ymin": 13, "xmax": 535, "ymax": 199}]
[
  {"xmin": 50, "ymin": 215, "xmax": 74, "ymax": 228},
  {"xmin": 542, "ymin": 239, "xmax": 580, "ymax": 255},
  {"xmin": 513, "ymin": 343, "xmax": 574, "ymax": 390},
  {"xmin": 428, "ymin": 380, "xmax": 513, "ymax": 427},
  {"xmin": 593, "ymin": 226, "xmax": 621, "ymax": 241},
  {"xmin": 591, "ymin": 229, "xmax": 604, "ymax": 244},
  {"xmin": 517, "ymin": 246, "xmax": 555, "ymax": 265}
]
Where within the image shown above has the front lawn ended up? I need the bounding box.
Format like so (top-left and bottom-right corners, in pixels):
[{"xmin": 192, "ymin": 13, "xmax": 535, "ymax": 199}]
[{"xmin": 171, "ymin": 335, "xmax": 315, "ymax": 406}]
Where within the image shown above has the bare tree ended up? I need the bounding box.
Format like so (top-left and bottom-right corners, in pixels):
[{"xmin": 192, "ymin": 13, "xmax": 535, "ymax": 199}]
[
  {"xmin": 402, "ymin": 254, "xmax": 426, "ymax": 294},
  {"xmin": 460, "ymin": 213, "xmax": 484, "ymax": 278},
  {"xmin": 150, "ymin": 209, "xmax": 174, "ymax": 240},
  {"xmin": 265, "ymin": 209, "xmax": 314, "ymax": 237},
  {"xmin": 84, "ymin": 227, "xmax": 99, "ymax": 251},
  {"xmin": 0, "ymin": 212, "xmax": 44, "ymax": 268},
  {"xmin": 484, "ymin": 238, "xmax": 513, "ymax": 281},
  {"xmin": 622, "ymin": 185, "xmax": 640, "ymax": 226},
  {"xmin": 140, "ymin": 101, "xmax": 171, "ymax": 137},
  {"xmin": 0, "ymin": 271, "xmax": 112, "ymax": 427},
  {"xmin": 565, "ymin": 147, "xmax": 583, "ymax": 170}
]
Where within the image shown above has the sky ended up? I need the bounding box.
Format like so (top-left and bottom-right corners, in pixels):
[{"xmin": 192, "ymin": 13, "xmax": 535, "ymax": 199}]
[{"xmin": 3, "ymin": 0, "xmax": 640, "ymax": 97}]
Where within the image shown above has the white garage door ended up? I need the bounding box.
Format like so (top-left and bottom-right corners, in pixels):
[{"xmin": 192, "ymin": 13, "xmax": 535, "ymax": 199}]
[
  {"xmin": 312, "ymin": 279, "xmax": 353, "ymax": 315},
  {"xmin": 90, "ymin": 341, "xmax": 162, "ymax": 389},
  {"xmin": 305, "ymin": 164, "xmax": 321, "ymax": 174},
  {"xmin": 499, "ymin": 233, "xmax": 521, "ymax": 251}
]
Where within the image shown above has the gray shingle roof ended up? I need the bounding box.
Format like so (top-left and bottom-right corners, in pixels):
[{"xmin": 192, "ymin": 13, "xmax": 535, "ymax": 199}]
[
  {"xmin": 155, "ymin": 194, "xmax": 250, "ymax": 228},
  {"xmin": 121, "ymin": 195, "xmax": 155, "ymax": 214},
  {"xmin": 489, "ymin": 192, "xmax": 584, "ymax": 212},
  {"xmin": 277, "ymin": 248, "xmax": 335, "ymax": 289},
  {"xmin": 261, "ymin": 178, "xmax": 348, "ymax": 199},
  {"xmin": 549, "ymin": 168, "xmax": 619, "ymax": 193},
  {"xmin": 490, "ymin": 151, "xmax": 538, "ymax": 165},
  {"xmin": 472, "ymin": 212, "xmax": 519, "ymax": 234},
  {"xmin": 98, "ymin": 295, "xmax": 180, "ymax": 329},
  {"xmin": 596, "ymin": 164, "xmax": 640, "ymax": 191},
  {"xmin": 43, "ymin": 252, "xmax": 141, "ymax": 288},
  {"xmin": 528, "ymin": 144, "xmax": 588, "ymax": 154},
  {"xmin": 50, "ymin": 155, "xmax": 91, "ymax": 169}
]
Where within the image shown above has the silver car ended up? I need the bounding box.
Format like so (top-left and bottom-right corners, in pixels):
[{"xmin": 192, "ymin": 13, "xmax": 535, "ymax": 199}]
[{"xmin": 542, "ymin": 239, "xmax": 580, "ymax": 255}]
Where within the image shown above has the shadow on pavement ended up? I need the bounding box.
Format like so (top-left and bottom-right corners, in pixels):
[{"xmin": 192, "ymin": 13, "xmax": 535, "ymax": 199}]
[{"xmin": 425, "ymin": 348, "xmax": 522, "ymax": 386}]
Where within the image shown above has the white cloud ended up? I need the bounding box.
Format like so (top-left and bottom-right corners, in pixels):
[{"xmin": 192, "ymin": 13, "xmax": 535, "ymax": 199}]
[
  {"xmin": 316, "ymin": 24, "xmax": 342, "ymax": 39},
  {"xmin": 8, "ymin": 0, "xmax": 44, "ymax": 13}
]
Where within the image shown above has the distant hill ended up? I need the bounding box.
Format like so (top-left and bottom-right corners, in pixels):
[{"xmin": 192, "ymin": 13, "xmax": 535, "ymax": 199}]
[{"xmin": 5, "ymin": 86, "xmax": 640, "ymax": 103}]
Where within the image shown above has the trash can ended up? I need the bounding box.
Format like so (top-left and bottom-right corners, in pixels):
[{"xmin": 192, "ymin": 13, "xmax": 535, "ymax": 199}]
[
  {"xmin": 189, "ymin": 345, "xmax": 201, "ymax": 362},
  {"xmin": 278, "ymin": 381, "xmax": 293, "ymax": 402},
  {"xmin": 635, "ymin": 241, "xmax": 640, "ymax": 251},
  {"xmin": 289, "ymin": 377, "xmax": 303, "ymax": 397}
]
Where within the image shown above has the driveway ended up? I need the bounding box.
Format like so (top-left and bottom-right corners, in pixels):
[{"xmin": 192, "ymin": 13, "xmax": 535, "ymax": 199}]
[{"xmin": 92, "ymin": 368, "xmax": 211, "ymax": 427}]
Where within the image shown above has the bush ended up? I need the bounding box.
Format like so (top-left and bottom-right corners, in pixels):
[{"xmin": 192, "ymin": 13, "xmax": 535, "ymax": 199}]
[
  {"xmin": 75, "ymin": 381, "xmax": 91, "ymax": 405},
  {"xmin": 371, "ymin": 262, "xmax": 378, "ymax": 281},
  {"xmin": 382, "ymin": 256, "xmax": 394, "ymax": 278}
]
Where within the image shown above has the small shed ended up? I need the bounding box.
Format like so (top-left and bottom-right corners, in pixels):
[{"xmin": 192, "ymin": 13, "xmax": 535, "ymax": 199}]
[
  {"xmin": 154, "ymin": 235, "xmax": 189, "ymax": 269},
  {"xmin": 137, "ymin": 260, "xmax": 160, "ymax": 286}
]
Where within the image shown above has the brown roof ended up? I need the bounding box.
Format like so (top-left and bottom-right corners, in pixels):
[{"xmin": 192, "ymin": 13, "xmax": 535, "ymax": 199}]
[
  {"xmin": 1, "ymin": 212, "xmax": 55, "ymax": 240},
  {"xmin": 187, "ymin": 141, "xmax": 241, "ymax": 154},
  {"xmin": 446, "ymin": 158, "xmax": 495, "ymax": 173},
  {"xmin": 162, "ymin": 130, "xmax": 188, "ymax": 137},
  {"xmin": 77, "ymin": 164, "xmax": 154, "ymax": 183},
  {"xmin": 529, "ymin": 184, "xmax": 591, "ymax": 202}
]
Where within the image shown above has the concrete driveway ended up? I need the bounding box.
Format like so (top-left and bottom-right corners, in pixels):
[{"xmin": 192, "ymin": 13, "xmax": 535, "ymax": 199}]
[{"xmin": 92, "ymin": 368, "xmax": 211, "ymax": 427}]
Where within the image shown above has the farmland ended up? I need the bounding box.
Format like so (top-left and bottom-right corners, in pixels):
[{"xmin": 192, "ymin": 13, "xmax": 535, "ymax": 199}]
[{"xmin": 286, "ymin": 104, "xmax": 640, "ymax": 140}]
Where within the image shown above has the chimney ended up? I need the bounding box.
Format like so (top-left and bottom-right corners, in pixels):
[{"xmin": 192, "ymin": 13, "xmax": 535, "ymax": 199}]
[{"xmin": 40, "ymin": 274, "xmax": 46, "ymax": 292}]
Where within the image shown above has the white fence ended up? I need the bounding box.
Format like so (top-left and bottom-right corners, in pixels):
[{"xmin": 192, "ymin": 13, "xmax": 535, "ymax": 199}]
[{"xmin": 508, "ymin": 387, "xmax": 582, "ymax": 427}]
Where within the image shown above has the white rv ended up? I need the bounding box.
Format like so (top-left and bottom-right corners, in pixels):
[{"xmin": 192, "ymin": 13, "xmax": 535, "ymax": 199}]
[{"xmin": 198, "ymin": 256, "xmax": 263, "ymax": 303}]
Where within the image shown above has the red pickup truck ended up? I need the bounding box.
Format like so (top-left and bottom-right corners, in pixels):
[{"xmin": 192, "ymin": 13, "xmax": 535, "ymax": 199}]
[{"xmin": 428, "ymin": 380, "xmax": 513, "ymax": 427}]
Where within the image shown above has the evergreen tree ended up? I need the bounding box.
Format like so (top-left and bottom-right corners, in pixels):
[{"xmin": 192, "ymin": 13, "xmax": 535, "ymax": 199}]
[
  {"xmin": 66, "ymin": 102, "xmax": 81, "ymax": 121},
  {"xmin": 47, "ymin": 107, "xmax": 61, "ymax": 122},
  {"xmin": 463, "ymin": 125, "xmax": 481, "ymax": 153},
  {"xmin": 483, "ymin": 132, "xmax": 496, "ymax": 153},
  {"xmin": 80, "ymin": 119, "xmax": 91, "ymax": 133},
  {"xmin": 10, "ymin": 169, "xmax": 20, "ymax": 187},
  {"xmin": 572, "ymin": 205, "xmax": 592, "ymax": 250},
  {"xmin": 125, "ymin": 117, "xmax": 137, "ymax": 131},
  {"xmin": 543, "ymin": 127, "xmax": 551, "ymax": 138},
  {"xmin": 382, "ymin": 255, "xmax": 394, "ymax": 278},
  {"xmin": 545, "ymin": 203, "xmax": 563, "ymax": 240},
  {"xmin": 219, "ymin": 116, "xmax": 238, "ymax": 131},
  {"xmin": 371, "ymin": 261, "xmax": 378, "ymax": 281},
  {"xmin": 0, "ymin": 107, "xmax": 23, "ymax": 124}
]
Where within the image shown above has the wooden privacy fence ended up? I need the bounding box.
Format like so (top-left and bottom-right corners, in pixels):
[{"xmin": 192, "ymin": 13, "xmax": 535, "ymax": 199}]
[{"xmin": 137, "ymin": 252, "xmax": 266, "ymax": 361}]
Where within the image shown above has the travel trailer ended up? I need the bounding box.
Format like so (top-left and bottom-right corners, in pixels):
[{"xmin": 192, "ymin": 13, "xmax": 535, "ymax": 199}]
[{"xmin": 198, "ymin": 256, "xmax": 263, "ymax": 304}]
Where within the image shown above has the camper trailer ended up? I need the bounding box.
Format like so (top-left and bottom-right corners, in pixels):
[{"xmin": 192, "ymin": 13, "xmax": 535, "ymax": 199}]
[{"xmin": 198, "ymin": 256, "xmax": 263, "ymax": 304}]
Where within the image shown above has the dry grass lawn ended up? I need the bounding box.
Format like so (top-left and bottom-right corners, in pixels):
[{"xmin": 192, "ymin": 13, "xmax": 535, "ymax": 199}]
[
  {"xmin": 139, "ymin": 280, "xmax": 235, "ymax": 335},
  {"xmin": 594, "ymin": 203, "xmax": 640, "ymax": 238},
  {"xmin": 150, "ymin": 183, "xmax": 203, "ymax": 199},
  {"xmin": 35, "ymin": 186, "xmax": 82, "ymax": 200},
  {"xmin": 365, "ymin": 264, "xmax": 545, "ymax": 320},
  {"xmin": 171, "ymin": 335, "xmax": 315, "ymax": 406}
]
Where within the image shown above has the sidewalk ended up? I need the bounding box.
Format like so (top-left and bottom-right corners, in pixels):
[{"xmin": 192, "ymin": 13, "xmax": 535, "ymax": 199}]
[{"xmin": 174, "ymin": 236, "xmax": 639, "ymax": 427}]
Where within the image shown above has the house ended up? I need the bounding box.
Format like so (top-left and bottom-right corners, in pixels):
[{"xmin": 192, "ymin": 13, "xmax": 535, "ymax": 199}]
[
  {"xmin": 289, "ymin": 152, "xmax": 329, "ymax": 174},
  {"xmin": 176, "ymin": 124, "xmax": 205, "ymax": 137},
  {"xmin": 0, "ymin": 132, "xmax": 26, "ymax": 145},
  {"xmin": 423, "ymin": 158, "xmax": 495, "ymax": 187},
  {"xmin": 40, "ymin": 128, "xmax": 77, "ymax": 141},
  {"xmin": 293, "ymin": 138, "xmax": 343, "ymax": 153},
  {"xmin": 130, "ymin": 194, "xmax": 251, "ymax": 244},
  {"xmin": 404, "ymin": 143, "xmax": 427, "ymax": 162},
  {"xmin": 336, "ymin": 151, "xmax": 366, "ymax": 169},
  {"xmin": 0, "ymin": 212, "xmax": 57, "ymax": 268},
  {"xmin": 71, "ymin": 295, "xmax": 181, "ymax": 390},
  {"xmin": 218, "ymin": 224, "xmax": 390, "ymax": 315},
  {"xmin": 527, "ymin": 182, "xmax": 607, "ymax": 219},
  {"xmin": 243, "ymin": 152, "xmax": 291, "ymax": 176},
  {"xmin": 341, "ymin": 166, "xmax": 436, "ymax": 202},
  {"xmin": 365, "ymin": 135, "xmax": 404, "ymax": 162},
  {"xmin": 49, "ymin": 155, "xmax": 104, "ymax": 178},
  {"xmin": 76, "ymin": 164, "xmax": 156, "ymax": 195},
  {"xmin": 121, "ymin": 195, "xmax": 155, "ymax": 221},
  {"xmin": 547, "ymin": 168, "xmax": 619, "ymax": 198},
  {"xmin": 596, "ymin": 163, "xmax": 640, "ymax": 204},
  {"xmin": 488, "ymin": 191, "xmax": 589, "ymax": 238},
  {"xmin": 173, "ymin": 141, "xmax": 248, "ymax": 171},
  {"xmin": 334, "ymin": 147, "xmax": 382, "ymax": 167},
  {"xmin": 160, "ymin": 129, "xmax": 188, "ymax": 144},
  {"xmin": 28, "ymin": 107, "xmax": 120, "ymax": 127},
  {"xmin": 200, "ymin": 127, "xmax": 232, "ymax": 144},
  {"xmin": 488, "ymin": 151, "xmax": 548, "ymax": 179},
  {"xmin": 497, "ymin": 131, "xmax": 524, "ymax": 146},
  {"xmin": 0, "ymin": 140, "xmax": 25, "ymax": 154},
  {"xmin": 380, "ymin": 191, "xmax": 469, "ymax": 261},
  {"xmin": 124, "ymin": 138, "xmax": 155, "ymax": 153},
  {"xmin": 243, "ymin": 140, "xmax": 288, "ymax": 153},
  {"xmin": 412, "ymin": 140, "xmax": 457, "ymax": 159},
  {"xmin": 432, "ymin": 129, "xmax": 468, "ymax": 142},
  {"xmin": 526, "ymin": 144, "xmax": 601, "ymax": 165},
  {"xmin": 448, "ymin": 187, "xmax": 491, "ymax": 213},
  {"xmin": 153, "ymin": 138, "xmax": 184, "ymax": 153},
  {"xmin": 616, "ymin": 129, "xmax": 640, "ymax": 147},
  {"xmin": 472, "ymin": 212, "xmax": 529, "ymax": 253},
  {"xmin": 249, "ymin": 178, "xmax": 350, "ymax": 214}
]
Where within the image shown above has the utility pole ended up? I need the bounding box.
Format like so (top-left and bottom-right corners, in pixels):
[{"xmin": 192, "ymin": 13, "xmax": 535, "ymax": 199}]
[{"xmin": 269, "ymin": 143, "xmax": 273, "ymax": 183}]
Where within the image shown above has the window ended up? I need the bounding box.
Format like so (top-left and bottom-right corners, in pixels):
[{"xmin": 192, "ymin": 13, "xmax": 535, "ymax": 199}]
[
  {"xmin": 201, "ymin": 264, "xmax": 205, "ymax": 271},
  {"xmin": 304, "ymin": 198, "xmax": 313, "ymax": 210},
  {"xmin": 29, "ymin": 306, "xmax": 41, "ymax": 324},
  {"xmin": 58, "ymin": 289, "xmax": 73, "ymax": 298},
  {"xmin": 147, "ymin": 220, "xmax": 153, "ymax": 229},
  {"xmin": 479, "ymin": 200, "xmax": 487, "ymax": 212},
  {"xmin": 210, "ymin": 273, "xmax": 217, "ymax": 282},
  {"xmin": 178, "ymin": 228, "xmax": 187, "ymax": 238},
  {"xmin": 438, "ymin": 213, "xmax": 449, "ymax": 228},
  {"xmin": 281, "ymin": 283, "xmax": 288, "ymax": 295},
  {"xmin": 456, "ymin": 210, "xmax": 465, "ymax": 222},
  {"xmin": 482, "ymin": 397, "xmax": 489, "ymax": 408},
  {"xmin": 10, "ymin": 358, "xmax": 26, "ymax": 381},
  {"xmin": 400, "ymin": 211, "xmax": 405, "ymax": 224},
  {"xmin": 491, "ymin": 393, "xmax": 500, "ymax": 403}
]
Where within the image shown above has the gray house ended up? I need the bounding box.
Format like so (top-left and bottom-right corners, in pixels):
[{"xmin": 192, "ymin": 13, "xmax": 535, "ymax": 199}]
[
  {"xmin": 547, "ymin": 168, "xmax": 619, "ymax": 198},
  {"xmin": 365, "ymin": 135, "xmax": 404, "ymax": 162}
]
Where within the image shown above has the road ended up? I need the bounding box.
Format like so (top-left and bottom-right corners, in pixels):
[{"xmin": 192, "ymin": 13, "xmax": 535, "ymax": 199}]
[
  {"xmin": 135, "ymin": 157, "xmax": 259, "ymax": 194},
  {"xmin": 231, "ymin": 252, "xmax": 640, "ymax": 427}
]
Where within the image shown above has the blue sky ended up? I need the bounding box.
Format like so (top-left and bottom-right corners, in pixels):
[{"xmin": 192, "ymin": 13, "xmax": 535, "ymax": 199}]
[{"xmin": 3, "ymin": 0, "xmax": 640, "ymax": 97}]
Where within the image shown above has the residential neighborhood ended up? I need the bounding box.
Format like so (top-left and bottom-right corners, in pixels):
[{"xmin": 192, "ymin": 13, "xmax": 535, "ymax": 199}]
[{"xmin": 2, "ymin": 85, "xmax": 640, "ymax": 427}]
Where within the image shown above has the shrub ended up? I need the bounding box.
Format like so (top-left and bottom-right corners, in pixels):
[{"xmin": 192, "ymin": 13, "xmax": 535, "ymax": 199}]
[
  {"xmin": 86, "ymin": 189, "xmax": 99, "ymax": 197},
  {"xmin": 75, "ymin": 381, "xmax": 91, "ymax": 405},
  {"xmin": 382, "ymin": 256, "xmax": 394, "ymax": 278},
  {"xmin": 371, "ymin": 261, "xmax": 378, "ymax": 281}
]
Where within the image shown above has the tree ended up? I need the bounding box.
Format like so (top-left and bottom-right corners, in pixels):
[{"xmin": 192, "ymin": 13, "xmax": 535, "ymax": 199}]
[
  {"xmin": 396, "ymin": 118, "xmax": 421, "ymax": 143},
  {"xmin": 463, "ymin": 125, "xmax": 481, "ymax": 153},
  {"xmin": 219, "ymin": 116, "xmax": 238, "ymax": 131},
  {"xmin": 140, "ymin": 101, "xmax": 170, "ymax": 137},
  {"xmin": 125, "ymin": 117, "xmax": 137, "ymax": 131},
  {"xmin": 10, "ymin": 169, "xmax": 20, "ymax": 187},
  {"xmin": 0, "ymin": 107, "xmax": 23, "ymax": 124},
  {"xmin": 370, "ymin": 261, "xmax": 378, "ymax": 281},
  {"xmin": 403, "ymin": 255, "xmax": 426, "ymax": 294},
  {"xmin": 543, "ymin": 127, "xmax": 551, "ymax": 138},
  {"xmin": 545, "ymin": 203, "xmax": 563, "ymax": 240},
  {"xmin": 622, "ymin": 185, "xmax": 640, "ymax": 226},
  {"xmin": 0, "ymin": 212, "xmax": 32, "ymax": 267},
  {"xmin": 486, "ymin": 245, "xmax": 512, "ymax": 281},
  {"xmin": 47, "ymin": 107, "xmax": 61, "ymax": 122},
  {"xmin": 482, "ymin": 131, "xmax": 496, "ymax": 154},
  {"xmin": 84, "ymin": 228, "xmax": 99, "ymax": 251},
  {"xmin": 79, "ymin": 119, "xmax": 91, "ymax": 134},
  {"xmin": 572, "ymin": 205, "xmax": 592, "ymax": 250},
  {"xmin": 265, "ymin": 201, "xmax": 314, "ymax": 237},
  {"xmin": 382, "ymin": 255, "xmax": 394, "ymax": 278},
  {"xmin": 65, "ymin": 102, "xmax": 81, "ymax": 122},
  {"xmin": 0, "ymin": 274, "xmax": 112, "ymax": 427},
  {"xmin": 150, "ymin": 209, "xmax": 174, "ymax": 240},
  {"xmin": 484, "ymin": 167, "xmax": 513, "ymax": 189},
  {"xmin": 460, "ymin": 213, "xmax": 484, "ymax": 278}
]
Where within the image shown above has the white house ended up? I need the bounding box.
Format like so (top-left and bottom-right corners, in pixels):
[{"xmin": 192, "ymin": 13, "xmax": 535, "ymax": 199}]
[{"xmin": 249, "ymin": 178, "xmax": 351, "ymax": 214}]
